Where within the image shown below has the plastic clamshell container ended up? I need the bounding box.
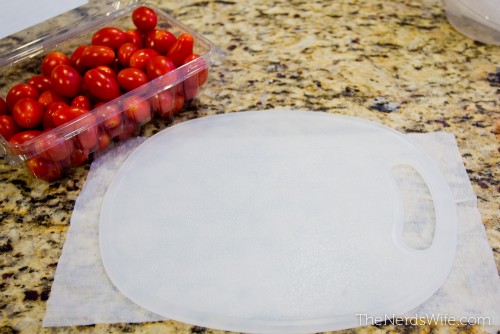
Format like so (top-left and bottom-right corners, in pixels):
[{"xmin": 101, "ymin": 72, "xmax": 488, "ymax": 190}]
[
  {"xmin": 443, "ymin": 0, "xmax": 500, "ymax": 45},
  {"xmin": 0, "ymin": 1, "xmax": 219, "ymax": 181}
]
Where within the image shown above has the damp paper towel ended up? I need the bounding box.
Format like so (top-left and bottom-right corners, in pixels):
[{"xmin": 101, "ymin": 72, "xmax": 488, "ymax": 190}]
[{"xmin": 43, "ymin": 132, "xmax": 500, "ymax": 328}]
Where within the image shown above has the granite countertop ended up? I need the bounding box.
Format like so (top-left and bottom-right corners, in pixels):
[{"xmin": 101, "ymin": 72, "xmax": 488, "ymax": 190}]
[{"xmin": 0, "ymin": 0, "xmax": 499, "ymax": 333}]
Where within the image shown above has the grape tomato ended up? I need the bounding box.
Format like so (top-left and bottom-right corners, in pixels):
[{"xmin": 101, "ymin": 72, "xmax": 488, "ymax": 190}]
[
  {"xmin": 145, "ymin": 29, "xmax": 177, "ymax": 55},
  {"xmin": 91, "ymin": 27, "xmax": 127, "ymax": 50},
  {"xmin": 9, "ymin": 130, "xmax": 42, "ymax": 145},
  {"xmin": 52, "ymin": 106, "xmax": 88, "ymax": 127},
  {"xmin": 43, "ymin": 101, "xmax": 68, "ymax": 129},
  {"xmin": 70, "ymin": 45, "xmax": 88, "ymax": 73},
  {"xmin": 41, "ymin": 52, "xmax": 70, "ymax": 77},
  {"xmin": 94, "ymin": 102, "xmax": 122, "ymax": 130},
  {"xmin": 167, "ymin": 33, "xmax": 194, "ymax": 67},
  {"xmin": 38, "ymin": 90, "xmax": 67, "ymax": 109},
  {"xmin": 98, "ymin": 129, "xmax": 111, "ymax": 150},
  {"xmin": 118, "ymin": 42, "xmax": 140, "ymax": 66},
  {"xmin": 6, "ymin": 84, "xmax": 39, "ymax": 112},
  {"xmin": 81, "ymin": 45, "xmax": 116, "ymax": 68},
  {"xmin": 12, "ymin": 98, "xmax": 44, "ymax": 129},
  {"xmin": 84, "ymin": 69, "xmax": 121, "ymax": 102},
  {"xmin": 36, "ymin": 130, "xmax": 72, "ymax": 162},
  {"xmin": 26, "ymin": 157, "xmax": 62, "ymax": 181},
  {"xmin": 145, "ymin": 55, "xmax": 176, "ymax": 81},
  {"xmin": 124, "ymin": 96, "xmax": 151, "ymax": 124},
  {"xmin": 71, "ymin": 95, "xmax": 92, "ymax": 110},
  {"xmin": 70, "ymin": 147, "xmax": 89, "ymax": 167},
  {"xmin": 129, "ymin": 48, "xmax": 158, "ymax": 71},
  {"xmin": 125, "ymin": 29, "xmax": 144, "ymax": 48},
  {"xmin": 51, "ymin": 65, "xmax": 82, "ymax": 98},
  {"xmin": 0, "ymin": 115, "xmax": 20, "ymax": 141},
  {"xmin": 183, "ymin": 54, "xmax": 209, "ymax": 86},
  {"xmin": 132, "ymin": 6, "xmax": 158, "ymax": 32},
  {"xmin": 95, "ymin": 65, "xmax": 117, "ymax": 78},
  {"xmin": 117, "ymin": 68, "xmax": 149, "ymax": 92},
  {"xmin": 27, "ymin": 75, "xmax": 52, "ymax": 94}
]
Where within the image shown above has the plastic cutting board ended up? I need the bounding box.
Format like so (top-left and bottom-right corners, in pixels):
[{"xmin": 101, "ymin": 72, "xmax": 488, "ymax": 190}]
[{"xmin": 99, "ymin": 110, "xmax": 457, "ymax": 333}]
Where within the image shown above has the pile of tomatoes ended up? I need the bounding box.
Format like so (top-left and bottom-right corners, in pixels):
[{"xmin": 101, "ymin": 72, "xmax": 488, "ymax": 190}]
[{"xmin": 0, "ymin": 6, "xmax": 208, "ymax": 181}]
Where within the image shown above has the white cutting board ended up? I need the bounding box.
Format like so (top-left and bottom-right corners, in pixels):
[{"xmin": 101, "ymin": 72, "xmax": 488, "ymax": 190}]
[{"xmin": 99, "ymin": 110, "xmax": 457, "ymax": 333}]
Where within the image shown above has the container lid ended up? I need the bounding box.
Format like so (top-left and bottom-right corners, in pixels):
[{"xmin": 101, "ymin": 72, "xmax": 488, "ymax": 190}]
[{"xmin": 99, "ymin": 110, "xmax": 457, "ymax": 333}]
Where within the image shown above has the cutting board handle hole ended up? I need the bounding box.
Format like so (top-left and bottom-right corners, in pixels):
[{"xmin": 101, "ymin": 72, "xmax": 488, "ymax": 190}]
[{"xmin": 392, "ymin": 165, "xmax": 436, "ymax": 250}]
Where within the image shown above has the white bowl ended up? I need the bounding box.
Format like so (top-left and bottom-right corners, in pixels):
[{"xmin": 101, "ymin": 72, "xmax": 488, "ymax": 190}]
[{"xmin": 443, "ymin": 0, "xmax": 500, "ymax": 45}]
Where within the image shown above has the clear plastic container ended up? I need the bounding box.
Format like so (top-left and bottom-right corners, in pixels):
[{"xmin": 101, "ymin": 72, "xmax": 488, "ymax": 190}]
[
  {"xmin": 443, "ymin": 0, "xmax": 500, "ymax": 45},
  {"xmin": 0, "ymin": 1, "xmax": 219, "ymax": 181}
]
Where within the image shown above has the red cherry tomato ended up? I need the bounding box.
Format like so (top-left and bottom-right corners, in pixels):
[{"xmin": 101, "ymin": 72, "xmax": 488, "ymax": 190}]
[
  {"xmin": 38, "ymin": 90, "xmax": 67, "ymax": 110},
  {"xmin": 123, "ymin": 96, "xmax": 151, "ymax": 125},
  {"xmin": 71, "ymin": 95, "xmax": 92, "ymax": 110},
  {"xmin": 9, "ymin": 130, "xmax": 42, "ymax": 145},
  {"xmin": 81, "ymin": 45, "xmax": 116, "ymax": 68},
  {"xmin": 95, "ymin": 65, "xmax": 116, "ymax": 78},
  {"xmin": 6, "ymin": 83, "xmax": 39, "ymax": 112},
  {"xmin": 104, "ymin": 114, "xmax": 123, "ymax": 134},
  {"xmin": 117, "ymin": 119, "xmax": 138, "ymax": 140},
  {"xmin": 43, "ymin": 101, "xmax": 68, "ymax": 129},
  {"xmin": 129, "ymin": 48, "xmax": 158, "ymax": 71},
  {"xmin": 41, "ymin": 52, "xmax": 70, "ymax": 77},
  {"xmin": 124, "ymin": 29, "xmax": 144, "ymax": 48},
  {"xmin": 132, "ymin": 6, "xmax": 158, "ymax": 32},
  {"xmin": 182, "ymin": 54, "xmax": 209, "ymax": 100},
  {"xmin": 75, "ymin": 125, "xmax": 98, "ymax": 151},
  {"xmin": 167, "ymin": 33, "xmax": 194, "ymax": 67},
  {"xmin": 183, "ymin": 53, "xmax": 208, "ymax": 86},
  {"xmin": 144, "ymin": 29, "xmax": 176, "ymax": 55},
  {"xmin": 0, "ymin": 97, "xmax": 7, "ymax": 116},
  {"xmin": 182, "ymin": 55, "xmax": 200, "ymax": 100},
  {"xmin": 173, "ymin": 92, "xmax": 185, "ymax": 114},
  {"xmin": 145, "ymin": 55, "xmax": 176, "ymax": 81},
  {"xmin": 97, "ymin": 129, "xmax": 111, "ymax": 151},
  {"xmin": 70, "ymin": 146, "xmax": 89, "ymax": 167},
  {"xmin": 52, "ymin": 106, "xmax": 98, "ymax": 150},
  {"xmin": 51, "ymin": 65, "xmax": 82, "ymax": 98},
  {"xmin": 93, "ymin": 102, "xmax": 122, "ymax": 133},
  {"xmin": 117, "ymin": 68, "xmax": 148, "ymax": 92},
  {"xmin": 70, "ymin": 45, "xmax": 88, "ymax": 73},
  {"xmin": 27, "ymin": 75, "xmax": 52, "ymax": 94},
  {"xmin": 152, "ymin": 90, "xmax": 175, "ymax": 118},
  {"xmin": 0, "ymin": 115, "xmax": 20, "ymax": 140},
  {"xmin": 84, "ymin": 69, "xmax": 121, "ymax": 102},
  {"xmin": 117, "ymin": 42, "xmax": 140, "ymax": 66},
  {"xmin": 26, "ymin": 157, "xmax": 62, "ymax": 182},
  {"xmin": 182, "ymin": 76, "xmax": 198, "ymax": 101},
  {"xmin": 91, "ymin": 27, "xmax": 127, "ymax": 51},
  {"xmin": 12, "ymin": 98, "xmax": 44, "ymax": 129},
  {"xmin": 35, "ymin": 129, "xmax": 72, "ymax": 162},
  {"xmin": 153, "ymin": 89, "xmax": 184, "ymax": 117},
  {"xmin": 52, "ymin": 105, "xmax": 85, "ymax": 127}
]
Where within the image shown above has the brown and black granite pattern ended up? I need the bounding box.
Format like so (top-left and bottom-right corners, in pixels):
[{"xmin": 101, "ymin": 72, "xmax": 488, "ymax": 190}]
[{"xmin": 1, "ymin": 0, "xmax": 499, "ymax": 333}]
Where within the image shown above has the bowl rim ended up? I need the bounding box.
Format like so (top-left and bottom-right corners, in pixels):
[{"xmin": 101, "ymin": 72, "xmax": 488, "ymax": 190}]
[{"xmin": 448, "ymin": 0, "xmax": 500, "ymax": 29}]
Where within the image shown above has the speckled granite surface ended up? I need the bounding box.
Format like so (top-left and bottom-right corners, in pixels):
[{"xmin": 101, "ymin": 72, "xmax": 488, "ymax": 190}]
[{"xmin": 0, "ymin": 0, "xmax": 499, "ymax": 333}]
